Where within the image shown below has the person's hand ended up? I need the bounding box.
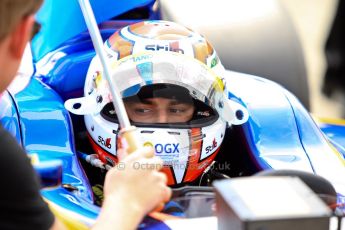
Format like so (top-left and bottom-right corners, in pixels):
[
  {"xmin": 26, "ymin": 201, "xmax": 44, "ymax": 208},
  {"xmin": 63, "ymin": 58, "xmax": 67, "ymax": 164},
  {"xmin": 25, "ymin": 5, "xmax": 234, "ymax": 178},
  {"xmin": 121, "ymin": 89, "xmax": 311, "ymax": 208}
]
[{"xmin": 94, "ymin": 146, "xmax": 171, "ymax": 230}]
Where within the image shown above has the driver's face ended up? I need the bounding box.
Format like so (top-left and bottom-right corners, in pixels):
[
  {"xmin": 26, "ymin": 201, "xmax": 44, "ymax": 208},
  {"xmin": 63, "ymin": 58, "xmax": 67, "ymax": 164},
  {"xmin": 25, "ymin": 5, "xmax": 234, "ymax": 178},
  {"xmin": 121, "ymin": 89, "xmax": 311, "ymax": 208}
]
[{"xmin": 125, "ymin": 97, "xmax": 195, "ymax": 123}]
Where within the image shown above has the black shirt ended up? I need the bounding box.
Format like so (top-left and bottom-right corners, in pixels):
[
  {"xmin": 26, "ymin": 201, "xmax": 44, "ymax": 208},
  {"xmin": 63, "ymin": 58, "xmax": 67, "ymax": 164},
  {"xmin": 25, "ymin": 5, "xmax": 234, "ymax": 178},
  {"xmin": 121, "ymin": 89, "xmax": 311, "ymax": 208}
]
[{"xmin": 0, "ymin": 124, "xmax": 54, "ymax": 230}]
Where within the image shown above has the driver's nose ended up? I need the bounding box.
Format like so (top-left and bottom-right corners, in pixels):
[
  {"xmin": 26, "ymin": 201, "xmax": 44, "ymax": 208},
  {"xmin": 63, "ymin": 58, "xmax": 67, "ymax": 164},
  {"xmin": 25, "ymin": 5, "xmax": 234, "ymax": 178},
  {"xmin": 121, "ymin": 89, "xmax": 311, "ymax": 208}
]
[{"xmin": 156, "ymin": 110, "xmax": 169, "ymax": 123}]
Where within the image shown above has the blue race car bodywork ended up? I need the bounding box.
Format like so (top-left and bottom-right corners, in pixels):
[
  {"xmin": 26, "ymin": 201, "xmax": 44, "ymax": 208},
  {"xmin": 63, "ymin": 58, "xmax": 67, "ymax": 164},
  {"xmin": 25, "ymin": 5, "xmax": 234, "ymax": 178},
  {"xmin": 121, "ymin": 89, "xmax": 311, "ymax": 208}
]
[{"xmin": 2, "ymin": 34, "xmax": 345, "ymax": 227}]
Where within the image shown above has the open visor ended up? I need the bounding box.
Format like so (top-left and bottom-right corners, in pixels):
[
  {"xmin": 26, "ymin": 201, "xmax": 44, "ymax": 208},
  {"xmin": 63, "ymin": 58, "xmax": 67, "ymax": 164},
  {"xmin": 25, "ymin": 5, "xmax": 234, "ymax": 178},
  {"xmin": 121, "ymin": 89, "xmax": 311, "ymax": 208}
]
[{"xmin": 65, "ymin": 52, "xmax": 248, "ymax": 125}]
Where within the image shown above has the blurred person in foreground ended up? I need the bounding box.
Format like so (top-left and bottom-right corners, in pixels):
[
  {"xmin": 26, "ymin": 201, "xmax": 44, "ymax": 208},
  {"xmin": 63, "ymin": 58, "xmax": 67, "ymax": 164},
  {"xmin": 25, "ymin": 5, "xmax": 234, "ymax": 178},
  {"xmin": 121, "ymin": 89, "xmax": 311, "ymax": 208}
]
[{"xmin": 0, "ymin": 1, "xmax": 171, "ymax": 229}]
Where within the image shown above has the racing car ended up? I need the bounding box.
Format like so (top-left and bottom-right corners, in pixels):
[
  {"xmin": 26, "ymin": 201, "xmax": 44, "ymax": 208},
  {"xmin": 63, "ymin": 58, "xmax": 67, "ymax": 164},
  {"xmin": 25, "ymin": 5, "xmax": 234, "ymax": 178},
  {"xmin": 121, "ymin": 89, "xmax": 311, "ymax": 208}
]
[{"xmin": 1, "ymin": 0, "xmax": 345, "ymax": 229}]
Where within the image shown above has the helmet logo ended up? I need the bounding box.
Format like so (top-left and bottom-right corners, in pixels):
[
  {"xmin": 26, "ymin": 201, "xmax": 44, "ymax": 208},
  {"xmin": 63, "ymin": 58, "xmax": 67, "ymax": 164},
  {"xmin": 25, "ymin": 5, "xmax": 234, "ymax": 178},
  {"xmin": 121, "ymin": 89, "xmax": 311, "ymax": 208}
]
[
  {"xmin": 98, "ymin": 136, "xmax": 112, "ymax": 149},
  {"xmin": 210, "ymin": 57, "xmax": 218, "ymax": 68},
  {"xmin": 205, "ymin": 138, "xmax": 218, "ymax": 154},
  {"xmin": 145, "ymin": 43, "xmax": 184, "ymax": 54},
  {"xmin": 197, "ymin": 111, "xmax": 210, "ymax": 117},
  {"xmin": 155, "ymin": 143, "xmax": 180, "ymax": 154},
  {"xmin": 131, "ymin": 54, "xmax": 153, "ymax": 63},
  {"xmin": 143, "ymin": 141, "xmax": 180, "ymax": 154},
  {"xmin": 143, "ymin": 141, "xmax": 154, "ymax": 148}
]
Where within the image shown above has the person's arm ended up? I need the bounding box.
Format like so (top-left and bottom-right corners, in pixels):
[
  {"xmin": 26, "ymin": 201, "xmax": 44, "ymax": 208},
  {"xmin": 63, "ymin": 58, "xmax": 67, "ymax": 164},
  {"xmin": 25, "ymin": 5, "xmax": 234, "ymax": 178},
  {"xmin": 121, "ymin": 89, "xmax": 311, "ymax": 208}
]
[
  {"xmin": 50, "ymin": 146, "xmax": 170, "ymax": 230},
  {"xmin": 92, "ymin": 146, "xmax": 171, "ymax": 230}
]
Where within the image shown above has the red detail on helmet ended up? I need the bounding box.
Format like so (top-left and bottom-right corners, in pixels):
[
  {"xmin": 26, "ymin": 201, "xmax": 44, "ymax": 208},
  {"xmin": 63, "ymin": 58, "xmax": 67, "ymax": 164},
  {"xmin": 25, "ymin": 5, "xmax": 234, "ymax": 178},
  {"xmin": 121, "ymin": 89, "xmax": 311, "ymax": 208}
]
[
  {"xmin": 212, "ymin": 138, "xmax": 217, "ymax": 148},
  {"xmin": 88, "ymin": 134, "xmax": 118, "ymax": 165},
  {"xmin": 105, "ymin": 138, "xmax": 111, "ymax": 147},
  {"xmin": 182, "ymin": 128, "xmax": 219, "ymax": 183},
  {"xmin": 161, "ymin": 167, "xmax": 176, "ymax": 186}
]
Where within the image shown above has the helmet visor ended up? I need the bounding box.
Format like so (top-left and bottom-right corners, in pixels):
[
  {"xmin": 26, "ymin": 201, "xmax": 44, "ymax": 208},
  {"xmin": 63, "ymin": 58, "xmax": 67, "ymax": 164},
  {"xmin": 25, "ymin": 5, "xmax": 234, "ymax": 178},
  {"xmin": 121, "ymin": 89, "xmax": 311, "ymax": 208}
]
[
  {"xmin": 100, "ymin": 85, "xmax": 219, "ymax": 128},
  {"xmin": 105, "ymin": 52, "xmax": 243, "ymax": 125},
  {"xmin": 65, "ymin": 52, "xmax": 248, "ymax": 126}
]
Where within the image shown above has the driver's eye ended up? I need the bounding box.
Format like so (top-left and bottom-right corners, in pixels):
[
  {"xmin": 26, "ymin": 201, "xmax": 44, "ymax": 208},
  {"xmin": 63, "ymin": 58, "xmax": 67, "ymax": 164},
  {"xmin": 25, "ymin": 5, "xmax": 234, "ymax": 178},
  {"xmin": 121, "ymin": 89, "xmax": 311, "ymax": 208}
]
[
  {"xmin": 169, "ymin": 108, "xmax": 186, "ymax": 114},
  {"xmin": 134, "ymin": 108, "xmax": 152, "ymax": 114}
]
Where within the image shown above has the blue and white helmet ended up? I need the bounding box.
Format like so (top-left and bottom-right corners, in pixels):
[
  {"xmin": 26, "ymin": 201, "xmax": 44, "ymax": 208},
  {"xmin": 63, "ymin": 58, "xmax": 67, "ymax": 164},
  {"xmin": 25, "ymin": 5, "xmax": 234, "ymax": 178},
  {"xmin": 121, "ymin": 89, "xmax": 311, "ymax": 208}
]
[{"xmin": 65, "ymin": 52, "xmax": 248, "ymax": 186}]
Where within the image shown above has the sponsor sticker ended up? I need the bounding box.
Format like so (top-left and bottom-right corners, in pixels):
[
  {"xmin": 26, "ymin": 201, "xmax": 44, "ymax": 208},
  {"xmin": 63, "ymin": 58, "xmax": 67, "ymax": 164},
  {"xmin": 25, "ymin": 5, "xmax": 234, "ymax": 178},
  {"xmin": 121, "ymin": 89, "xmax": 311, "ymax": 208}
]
[{"xmin": 98, "ymin": 136, "xmax": 112, "ymax": 149}]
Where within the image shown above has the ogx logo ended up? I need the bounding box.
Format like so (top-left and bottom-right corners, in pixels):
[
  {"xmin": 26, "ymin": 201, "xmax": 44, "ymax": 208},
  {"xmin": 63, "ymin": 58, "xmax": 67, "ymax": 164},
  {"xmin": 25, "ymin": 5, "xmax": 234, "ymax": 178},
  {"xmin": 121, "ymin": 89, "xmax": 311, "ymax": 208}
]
[{"xmin": 144, "ymin": 142, "xmax": 180, "ymax": 154}]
